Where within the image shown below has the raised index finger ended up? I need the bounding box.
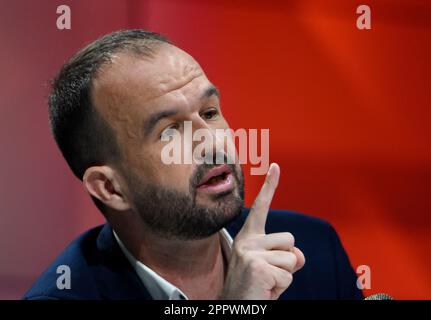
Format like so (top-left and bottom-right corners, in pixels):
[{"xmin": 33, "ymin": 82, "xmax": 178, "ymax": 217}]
[{"xmin": 241, "ymin": 163, "xmax": 280, "ymax": 235}]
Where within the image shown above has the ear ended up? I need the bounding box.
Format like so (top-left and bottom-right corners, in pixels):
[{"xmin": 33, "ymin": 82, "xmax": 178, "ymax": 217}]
[{"xmin": 83, "ymin": 166, "xmax": 131, "ymax": 211}]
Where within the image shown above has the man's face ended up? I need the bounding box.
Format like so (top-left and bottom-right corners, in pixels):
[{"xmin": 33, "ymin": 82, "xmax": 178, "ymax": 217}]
[{"xmin": 91, "ymin": 43, "xmax": 244, "ymax": 240}]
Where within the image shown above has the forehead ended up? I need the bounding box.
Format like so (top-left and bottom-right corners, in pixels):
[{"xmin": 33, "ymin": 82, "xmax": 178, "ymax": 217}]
[{"xmin": 91, "ymin": 44, "xmax": 208, "ymax": 116}]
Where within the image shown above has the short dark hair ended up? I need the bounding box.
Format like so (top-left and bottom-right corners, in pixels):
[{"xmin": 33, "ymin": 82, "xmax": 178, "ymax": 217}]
[
  {"xmin": 49, "ymin": 29, "xmax": 170, "ymax": 180},
  {"xmin": 48, "ymin": 29, "xmax": 170, "ymax": 213}
]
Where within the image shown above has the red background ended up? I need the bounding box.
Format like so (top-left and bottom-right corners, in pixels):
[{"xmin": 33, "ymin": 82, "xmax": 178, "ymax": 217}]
[{"xmin": 0, "ymin": 0, "xmax": 430, "ymax": 299}]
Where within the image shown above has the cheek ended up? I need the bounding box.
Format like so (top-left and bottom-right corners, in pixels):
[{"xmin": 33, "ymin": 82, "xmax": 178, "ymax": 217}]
[
  {"xmin": 122, "ymin": 149, "xmax": 194, "ymax": 193},
  {"xmin": 156, "ymin": 163, "xmax": 195, "ymax": 191},
  {"xmin": 118, "ymin": 141, "xmax": 160, "ymax": 184},
  {"xmin": 141, "ymin": 142, "xmax": 195, "ymax": 189}
]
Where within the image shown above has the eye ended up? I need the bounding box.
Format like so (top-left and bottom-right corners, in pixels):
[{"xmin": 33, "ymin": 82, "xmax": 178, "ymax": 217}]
[
  {"xmin": 201, "ymin": 108, "xmax": 219, "ymax": 120},
  {"xmin": 160, "ymin": 123, "xmax": 180, "ymax": 140}
]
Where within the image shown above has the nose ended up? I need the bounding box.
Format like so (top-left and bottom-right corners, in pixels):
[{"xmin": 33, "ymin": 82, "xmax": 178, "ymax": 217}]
[{"xmin": 191, "ymin": 117, "xmax": 226, "ymax": 165}]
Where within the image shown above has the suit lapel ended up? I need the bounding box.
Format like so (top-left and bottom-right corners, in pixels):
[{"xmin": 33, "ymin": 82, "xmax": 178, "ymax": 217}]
[{"xmin": 95, "ymin": 224, "xmax": 153, "ymax": 300}]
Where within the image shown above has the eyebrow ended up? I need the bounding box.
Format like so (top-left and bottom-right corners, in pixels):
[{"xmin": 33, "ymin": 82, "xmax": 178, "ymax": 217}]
[
  {"xmin": 202, "ymin": 85, "xmax": 220, "ymax": 100},
  {"xmin": 143, "ymin": 85, "xmax": 221, "ymax": 137},
  {"xmin": 143, "ymin": 108, "xmax": 179, "ymax": 137}
]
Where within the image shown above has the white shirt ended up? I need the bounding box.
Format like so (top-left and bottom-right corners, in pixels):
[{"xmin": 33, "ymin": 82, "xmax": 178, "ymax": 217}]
[{"xmin": 113, "ymin": 229, "xmax": 233, "ymax": 300}]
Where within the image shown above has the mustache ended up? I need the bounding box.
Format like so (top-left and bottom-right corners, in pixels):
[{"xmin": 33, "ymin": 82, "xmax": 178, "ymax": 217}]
[{"xmin": 189, "ymin": 152, "xmax": 239, "ymax": 190}]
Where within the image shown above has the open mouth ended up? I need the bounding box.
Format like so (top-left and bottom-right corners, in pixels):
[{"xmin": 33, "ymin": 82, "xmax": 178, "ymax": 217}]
[
  {"xmin": 201, "ymin": 171, "xmax": 228, "ymax": 186},
  {"xmin": 196, "ymin": 165, "xmax": 234, "ymax": 194}
]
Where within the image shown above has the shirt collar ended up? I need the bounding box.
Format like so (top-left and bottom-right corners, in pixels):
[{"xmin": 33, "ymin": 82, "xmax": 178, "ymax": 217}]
[{"xmin": 113, "ymin": 229, "xmax": 233, "ymax": 300}]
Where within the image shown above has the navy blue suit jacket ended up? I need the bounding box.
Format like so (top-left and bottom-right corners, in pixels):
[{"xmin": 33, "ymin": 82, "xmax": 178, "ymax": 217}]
[{"xmin": 23, "ymin": 208, "xmax": 363, "ymax": 300}]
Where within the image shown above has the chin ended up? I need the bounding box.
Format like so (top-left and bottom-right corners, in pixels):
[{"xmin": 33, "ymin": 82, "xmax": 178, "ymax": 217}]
[{"xmin": 197, "ymin": 187, "xmax": 240, "ymax": 205}]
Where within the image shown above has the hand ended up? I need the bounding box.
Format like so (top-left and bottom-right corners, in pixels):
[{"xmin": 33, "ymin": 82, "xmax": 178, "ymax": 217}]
[{"xmin": 220, "ymin": 163, "xmax": 305, "ymax": 300}]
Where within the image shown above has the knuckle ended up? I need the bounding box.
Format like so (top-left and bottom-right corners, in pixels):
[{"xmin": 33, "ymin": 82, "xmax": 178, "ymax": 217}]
[
  {"xmin": 284, "ymin": 232, "xmax": 295, "ymax": 247},
  {"xmin": 233, "ymin": 245, "xmax": 253, "ymax": 263},
  {"xmin": 248, "ymin": 259, "xmax": 266, "ymax": 275},
  {"xmin": 232, "ymin": 240, "xmax": 244, "ymax": 253},
  {"xmin": 233, "ymin": 240, "xmax": 250, "ymax": 255},
  {"xmin": 250, "ymin": 202, "xmax": 258, "ymax": 212},
  {"xmin": 241, "ymin": 251, "xmax": 253, "ymax": 263},
  {"xmin": 279, "ymin": 270, "xmax": 293, "ymax": 286},
  {"xmin": 284, "ymin": 271, "xmax": 293, "ymax": 285},
  {"xmin": 264, "ymin": 176, "xmax": 272, "ymax": 186},
  {"xmin": 288, "ymin": 252, "xmax": 298, "ymax": 270}
]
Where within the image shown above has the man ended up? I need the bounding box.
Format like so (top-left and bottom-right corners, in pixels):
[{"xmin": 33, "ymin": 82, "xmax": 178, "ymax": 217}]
[{"xmin": 24, "ymin": 30, "xmax": 362, "ymax": 300}]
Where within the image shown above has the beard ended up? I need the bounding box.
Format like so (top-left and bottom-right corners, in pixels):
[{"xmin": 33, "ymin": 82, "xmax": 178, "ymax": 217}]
[{"xmin": 124, "ymin": 163, "xmax": 244, "ymax": 241}]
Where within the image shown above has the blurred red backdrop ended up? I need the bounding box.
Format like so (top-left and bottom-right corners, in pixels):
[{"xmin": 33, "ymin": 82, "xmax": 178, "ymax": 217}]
[{"xmin": 0, "ymin": 0, "xmax": 430, "ymax": 299}]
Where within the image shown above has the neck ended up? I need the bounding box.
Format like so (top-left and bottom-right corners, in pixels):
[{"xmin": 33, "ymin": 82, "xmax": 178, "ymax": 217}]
[{"xmin": 111, "ymin": 213, "xmax": 226, "ymax": 299}]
